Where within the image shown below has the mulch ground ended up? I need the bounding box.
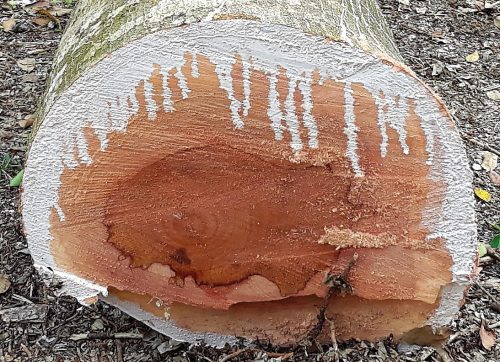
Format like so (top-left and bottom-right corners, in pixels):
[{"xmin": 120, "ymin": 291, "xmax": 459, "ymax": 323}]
[{"xmin": 0, "ymin": 0, "xmax": 499, "ymax": 361}]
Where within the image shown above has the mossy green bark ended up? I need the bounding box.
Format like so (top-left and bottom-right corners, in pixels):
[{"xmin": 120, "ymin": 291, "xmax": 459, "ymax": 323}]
[{"xmin": 32, "ymin": 0, "xmax": 400, "ymax": 138}]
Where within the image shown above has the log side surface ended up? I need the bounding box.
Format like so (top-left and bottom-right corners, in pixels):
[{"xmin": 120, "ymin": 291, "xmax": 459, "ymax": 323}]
[{"xmin": 33, "ymin": 0, "xmax": 400, "ymax": 136}]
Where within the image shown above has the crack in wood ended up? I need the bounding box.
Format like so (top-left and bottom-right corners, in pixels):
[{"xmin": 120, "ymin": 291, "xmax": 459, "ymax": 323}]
[{"xmin": 305, "ymin": 252, "xmax": 359, "ymax": 343}]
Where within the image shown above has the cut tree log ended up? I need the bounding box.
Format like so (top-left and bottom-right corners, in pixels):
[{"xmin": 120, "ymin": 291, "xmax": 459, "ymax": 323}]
[{"xmin": 22, "ymin": 0, "xmax": 477, "ymax": 347}]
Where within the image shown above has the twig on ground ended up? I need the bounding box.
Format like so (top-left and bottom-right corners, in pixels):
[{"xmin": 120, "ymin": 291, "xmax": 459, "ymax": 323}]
[
  {"xmin": 490, "ymin": 302, "xmax": 500, "ymax": 313},
  {"xmin": 11, "ymin": 294, "xmax": 34, "ymax": 304},
  {"xmin": 69, "ymin": 332, "xmax": 143, "ymax": 341},
  {"xmin": 219, "ymin": 348, "xmax": 249, "ymax": 362},
  {"xmin": 475, "ymin": 282, "xmax": 497, "ymax": 301},
  {"xmin": 307, "ymin": 253, "xmax": 359, "ymax": 342},
  {"xmin": 325, "ymin": 316, "xmax": 339, "ymax": 362},
  {"xmin": 474, "ymin": 282, "xmax": 500, "ymax": 312},
  {"xmin": 486, "ymin": 246, "xmax": 500, "ymax": 262},
  {"xmin": 20, "ymin": 344, "xmax": 32, "ymax": 359},
  {"xmin": 463, "ymin": 136, "xmax": 500, "ymax": 157},
  {"xmin": 115, "ymin": 340, "xmax": 124, "ymax": 362},
  {"xmin": 325, "ymin": 317, "xmax": 338, "ymax": 353},
  {"xmin": 219, "ymin": 348, "xmax": 293, "ymax": 362},
  {"xmin": 435, "ymin": 346, "xmax": 453, "ymax": 362}
]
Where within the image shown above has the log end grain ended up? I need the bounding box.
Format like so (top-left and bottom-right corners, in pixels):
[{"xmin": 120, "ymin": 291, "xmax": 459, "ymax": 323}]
[{"xmin": 22, "ymin": 20, "xmax": 477, "ymax": 346}]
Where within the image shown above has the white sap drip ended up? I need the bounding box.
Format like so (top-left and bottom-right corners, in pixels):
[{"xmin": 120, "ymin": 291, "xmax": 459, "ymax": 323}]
[
  {"xmin": 242, "ymin": 55, "xmax": 252, "ymax": 117},
  {"xmin": 191, "ymin": 53, "xmax": 200, "ymax": 78},
  {"xmin": 215, "ymin": 61, "xmax": 244, "ymax": 129},
  {"xmin": 267, "ymin": 71, "xmax": 284, "ymax": 140},
  {"xmin": 284, "ymin": 74, "xmax": 302, "ymax": 152},
  {"xmin": 54, "ymin": 203, "xmax": 66, "ymax": 222},
  {"xmin": 174, "ymin": 66, "xmax": 190, "ymax": 99},
  {"xmin": 162, "ymin": 71, "xmax": 174, "ymax": 112},
  {"xmin": 343, "ymin": 82, "xmax": 363, "ymax": 177},
  {"xmin": 62, "ymin": 136, "xmax": 78, "ymax": 169},
  {"xmin": 94, "ymin": 127, "xmax": 109, "ymax": 151},
  {"xmin": 123, "ymin": 96, "xmax": 138, "ymax": 132},
  {"xmin": 416, "ymin": 103, "xmax": 436, "ymax": 165},
  {"xmin": 374, "ymin": 91, "xmax": 409, "ymax": 157},
  {"xmin": 298, "ymin": 72, "xmax": 318, "ymax": 149},
  {"xmin": 76, "ymin": 134, "xmax": 91, "ymax": 165},
  {"xmin": 143, "ymin": 78, "xmax": 157, "ymax": 120}
]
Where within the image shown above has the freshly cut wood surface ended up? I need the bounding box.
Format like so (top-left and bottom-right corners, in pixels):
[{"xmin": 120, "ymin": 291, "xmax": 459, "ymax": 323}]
[{"xmin": 22, "ymin": 0, "xmax": 477, "ymax": 347}]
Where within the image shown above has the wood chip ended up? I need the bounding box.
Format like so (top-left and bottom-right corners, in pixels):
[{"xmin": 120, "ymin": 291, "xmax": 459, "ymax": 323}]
[
  {"xmin": 432, "ymin": 62, "xmax": 444, "ymax": 76},
  {"xmin": 490, "ymin": 170, "xmax": 500, "ymax": 186},
  {"xmin": 157, "ymin": 340, "xmax": 182, "ymax": 354},
  {"xmin": 17, "ymin": 58, "xmax": 36, "ymax": 73},
  {"xmin": 0, "ymin": 274, "xmax": 11, "ymax": 294},
  {"xmin": 479, "ymin": 321, "xmax": 496, "ymax": 350},
  {"xmin": 2, "ymin": 18, "xmax": 16, "ymax": 32},
  {"xmin": 466, "ymin": 50, "xmax": 480, "ymax": 63},
  {"xmin": 22, "ymin": 73, "xmax": 39, "ymax": 83},
  {"xmin": 0, "ymin": 304, "xmax": 48, "ymax": 322},
  {"xmin": 19, "ymin": 114, "xmax": 35, "ymax": 129},
  {"xmin": 486, "ymin": 90, "xmax": 500, "ymax": 101},
  {"xmin": 90, "ymin": 318, "xmax": 104, "ymax": 331},
  {"xmin": 481, "ymin": 151, "xmax": 498, "ymax": 171}
]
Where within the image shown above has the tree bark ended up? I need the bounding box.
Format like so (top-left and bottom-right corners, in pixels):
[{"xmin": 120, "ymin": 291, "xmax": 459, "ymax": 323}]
[{"xmin": 23, "ymin": 0, "xmax": 477, "ymax": 347}]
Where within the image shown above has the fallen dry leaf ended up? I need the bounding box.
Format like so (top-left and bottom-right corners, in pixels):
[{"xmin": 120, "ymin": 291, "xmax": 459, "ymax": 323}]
[
  {"xmin": 415, "ymin": 6, "xmax": 427, "ymax": 14},
  {"xmin": 482, "ymin": 151, "xmax": 498, "ymax": 172},
  {"xmin": 37, "ymin": 9, "xmax": 60, "ymax": 26},
  {"xmin": 478, "ymin": 243, "xmax": 487, "ymax": 258},
  {"xmin": 0, "ymin": 304, "xmax": 48, "ymax": 323},
  {"xmin": 484, "ymin": 1, "xmax": 497, "ymax": 9},
  {"xmin": 19, "ymin": 114, "xmax": 35, "ymax": 128},
  {"xmin": 474, "ymin": 188, "xmax": 492, "ymax": 202},
  {"xmin": 0, "ymin": 274, "xmax": 11, "ymax": 294},
  {"xmin": 2, "ymin": 18, "xmax": 16, "ymax": 32},
  {"xmin": 495, "ymin": 16, "xmax": 500, "ymax": 29},
  {"xmin": 48, "ymin": 7, "xmax": 72, "ymax": 17},
  {"xmin": 486, "ymin": 90, "xmax": 500, "ymax": 101},
  {"xmin": 91, "ymin": 318, "xmax": 104, "ymax": 331},
  {"xmin": 22, "ymin": 73, "xmax": 39, "ymax": 83},
  {"xmin": 17, "ymin": 58, "xmax": 36, "ymax": 72},
  {"xmin": 479, "ymin": 321, "xmax": 496, "ymax": 350},
  {"xmin": 25, "ymin": 0, "xmax": 50, "ymax": 9},
  {"xmin": 466, "ymin": 50, "xmax": 480, "ymax": 63},
  {"xmin": 7, "ymin": 0, "xmax": 37, "ymax": 6},
  {"xmin": 32, "ymin": 17, "xmax": 51, "ymax": 27},
  {"xmin": 431, "ymin": 29, "xmax": 444, "ymax": 38},
  {"xmin": 432, "ymin": 62, "xmax": 444, "ymax": 76},
  {"xmin": 491, "ymin": 170, "xmax": 500, "ymax": 186}
]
